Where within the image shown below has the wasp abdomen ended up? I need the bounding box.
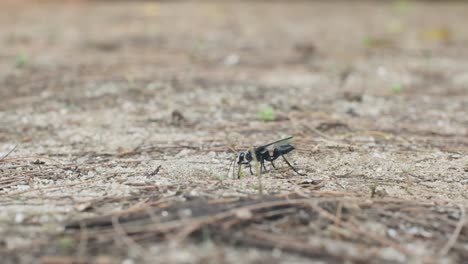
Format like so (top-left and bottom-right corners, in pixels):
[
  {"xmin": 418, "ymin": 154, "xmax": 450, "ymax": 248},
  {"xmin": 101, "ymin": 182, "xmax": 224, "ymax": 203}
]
[{"xmin": 273, "ymin": 144, "xmax": 294, "ymax": 159}]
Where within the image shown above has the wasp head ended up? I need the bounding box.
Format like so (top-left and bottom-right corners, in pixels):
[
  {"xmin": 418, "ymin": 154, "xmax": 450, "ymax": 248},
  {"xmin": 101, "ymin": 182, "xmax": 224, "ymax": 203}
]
[{"xmin": 237, "ymin": 151, "xmax": 246, "ymax": 165}]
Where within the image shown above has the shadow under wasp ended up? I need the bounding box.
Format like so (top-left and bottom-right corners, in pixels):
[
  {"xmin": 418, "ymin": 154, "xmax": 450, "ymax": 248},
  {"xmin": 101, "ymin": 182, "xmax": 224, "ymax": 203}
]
[{"xmin": 228, "ymin": 136, "xmax": 305, "ymax": 179}]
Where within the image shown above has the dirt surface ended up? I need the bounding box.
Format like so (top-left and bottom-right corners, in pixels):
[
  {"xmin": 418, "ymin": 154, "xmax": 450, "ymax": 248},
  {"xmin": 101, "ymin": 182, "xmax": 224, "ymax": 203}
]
[{"xmin": 1, "ymin": 1, "xmax": 468, "ymax": 263}]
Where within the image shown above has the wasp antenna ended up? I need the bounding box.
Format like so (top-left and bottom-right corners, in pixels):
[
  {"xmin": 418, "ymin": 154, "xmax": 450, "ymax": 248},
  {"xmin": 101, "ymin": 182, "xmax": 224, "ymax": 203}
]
[
  {"xmin": 227, "ymin": 146, "xmax": 239, "ymax": 178},
  {"xmin": 226, "ymin": 140, "xmax": 237, "ymax": 154},
  {"xmin": 227, "ymin": 154, "xmax": 237, "ymax": 179}
]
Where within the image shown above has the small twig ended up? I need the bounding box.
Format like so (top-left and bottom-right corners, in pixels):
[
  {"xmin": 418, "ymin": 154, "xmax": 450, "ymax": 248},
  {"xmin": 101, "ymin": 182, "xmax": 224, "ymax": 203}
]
[
  {"xmin": 174, "ymin": 222, "xmax": 204, "ymax": 242},
  {"xmin": 335, "ymin": 200, "xmax": 343, "ymax": 226},
  {"xmin": 77, "ymin": 221, "xmax": 88, "ymax": 260},
  {"xmin": 0, "ymin": 145, "xmax": 17, "ymax": 162},
  {"xmin": 86, "ymin": 199, "xmax": 316, "ymax": 237},
  {"xmin": 244, "ymin": 228, "xmax": 375, "ymax": 262},
  {"xmin": 0, "ymin": 173, "xmax": 118, "ymax": 198},
  {"xmin": 438, "ymin": 204, "xmax": 466, "ymax": 257},
  {"xmin": 302, "ymin": 124, "xmax": 331, "ymax": 140},
  {"xmin": 307, "ymin": 201, "xmax": 418, "ymax": 260},
  {"xmin": 111, "ymin": 216, "xmax": 150, "ymax": 261},
  {"xmin": 145, "ymin": 165, "xmax": 162, "ymax": 178}
]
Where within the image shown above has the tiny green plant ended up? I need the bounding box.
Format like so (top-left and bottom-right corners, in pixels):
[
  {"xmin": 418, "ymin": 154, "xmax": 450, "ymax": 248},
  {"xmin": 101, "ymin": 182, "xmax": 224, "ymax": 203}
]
[
  {"xmin": 391, "ymin": 83, "xmax": 403, "ymax": 93},
  {"xmin": 388, "ymin": 20, "xmax": 404, "ymax": 34},
  {"xmin": 362, "ymin": 36, "xmax": 373, "ymax": 47},
  {"xmin": 57, "ymin": 236, "xmax": 75, "ymax": 250},
  {"xmin": 362, "ymin": 36, "xmax": 393, "ymax": 48},
  {"xmin": 15, "ymin": 53, "xmax": 28, "ymax": 68},
  {"xmin": 201, "ymin": 226, "xmax": 212, "ymax": 245},
  {"xmin": 257, "ymin": 106, "xmax": 276, "ymax": 121},
  {"xmin": 393, "ymin": 0, "xmax": 411, "ymax": 13}
]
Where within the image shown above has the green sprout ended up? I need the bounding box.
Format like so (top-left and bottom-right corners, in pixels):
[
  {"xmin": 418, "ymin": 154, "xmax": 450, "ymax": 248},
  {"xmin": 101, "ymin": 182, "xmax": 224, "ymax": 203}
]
[
  {"xmin": 362, "ymin": 36, "xmax": 393, "ymax": 48},
  {"xmin": 257, "ymin": 106, "xmax": 276, "ymax": 122},
  {"xmin": 362, "ymin": 36, "xmax": 373, "ymax": 47},
  {"xmin": 15, "ymin": 53, "xmax": 28, "ymax": 68},
  {"xmin": 393, "ymin": 0, "xmax": 411, "ymax": 13},
  {"xmin": 57, "ymin": 236, "xmax": 75, "ymax": 250},
  {"xmin": 201, "ymin": 226, "xmax": 212, "ymax": 245},
  {"xmin": 391, "ymin": 83, "xmax": 403, "ymax": 93}
]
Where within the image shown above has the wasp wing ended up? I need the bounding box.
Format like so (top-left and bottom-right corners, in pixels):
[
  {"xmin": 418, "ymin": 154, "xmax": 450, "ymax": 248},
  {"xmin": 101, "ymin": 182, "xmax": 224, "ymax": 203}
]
[{"xmin": 258, "ymin": 136, "xmax": 293, "ymax": 149}]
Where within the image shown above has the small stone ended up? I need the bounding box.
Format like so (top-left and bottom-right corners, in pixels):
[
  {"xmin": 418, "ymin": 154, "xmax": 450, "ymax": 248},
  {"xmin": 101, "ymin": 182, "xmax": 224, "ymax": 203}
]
[
  {"xmin": 387, "ymin": 228, "xmax": 398, "ymax": 238},
  {"xmin": 74, "ymin": 203, "xmax": 93, "ymax": 212},
  {"xmin": 15, "ymin": 213, "xmax": 25, "ymax": 223},
  {"xmin": 178, "ymin": 209, "xmax": 192, "ymax": 218},
  {"xmin": 235, "ymin": 209, "xmax": 252, "ymax": 220},
  {"xmin": 448, "ymin": 153, "xmax": 462, "ymax": 160},
  {"xmin": 223, "ymin": 54, "xmax": 240, "ymax": 66}
]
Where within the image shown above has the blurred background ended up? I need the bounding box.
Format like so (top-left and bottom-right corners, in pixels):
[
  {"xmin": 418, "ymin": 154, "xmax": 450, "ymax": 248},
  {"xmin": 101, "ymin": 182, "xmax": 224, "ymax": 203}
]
[{"xmin": 2, "ymin": 1, "xmax": 468, "ymax": 263}]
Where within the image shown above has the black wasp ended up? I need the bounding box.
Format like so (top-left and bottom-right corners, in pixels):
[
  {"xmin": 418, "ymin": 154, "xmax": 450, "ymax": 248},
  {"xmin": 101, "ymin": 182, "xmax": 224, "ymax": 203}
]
[{"xmin": 231, "ymin": 136, "xmax": 305, "ymax": 178}]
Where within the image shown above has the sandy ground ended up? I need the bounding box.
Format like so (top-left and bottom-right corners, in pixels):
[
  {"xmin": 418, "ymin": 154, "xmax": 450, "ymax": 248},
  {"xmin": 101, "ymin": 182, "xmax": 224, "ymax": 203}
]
[{"xmin": 1, "ymin": 1, "xmax": 467, "ymax": 263}]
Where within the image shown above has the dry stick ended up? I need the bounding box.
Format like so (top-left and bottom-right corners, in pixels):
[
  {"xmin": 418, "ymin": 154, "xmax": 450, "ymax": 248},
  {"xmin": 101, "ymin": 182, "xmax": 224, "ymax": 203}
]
[
  {"xmin": 77, "ymin": 195, "xmax": 447, "ymax": 251},
  {"xmin": 292, "ymin": 185, "xmax": 310, "ymax": 198},
  {"xmin": 76, "ymin": 195, "xmax": 459, "ymax": 263},
  {"xmin": 117, "ymin": 198, "xmax": 152, "ymax": 216},
  {"xmin": 306, "ymin": 201, "xmax": 419, "ymax": 260},
  {"xmin": 245, "ymin": 228, "xmax": 371, "ymax": 262},
  {"xmin": 302, "ymin": 124, "xmax": 332, "ymax": 140},
  {"xmin": 159, "ymin": 201, "xmax": 300, "ymax": 241},
  {"xmin": 1, "ymin": 155, "xmax": 63, "ymax": 165},
  {"xmin": 334, "ymin": 200, "xmax": 343, "ymax": 226},
  {"xmin": 98, "ymin": 197, "xmax": 364, "ymax": 243},
  {"xmin": 0, "ymin": 176, "xmax": 27, "ymax": 183},
  {"xmin": 0, "ymin": 173, "xmax": 118, "ymax": 198},
  {"xmin": 77, "ymin": 221, "xmax": 89, "ymax": 261},
  {"xmin": 71, "ymin": 195, "xmax": 179, "ymax": 228},
  {"xmin": 438, "ymin": 204, "xmax": 466, "ymax": 257},
  {"xmin": 173, "ymin": 222, "xmax": 204, "ymax": 243},
  {"xmin": 0, "ymin": 145, "xmax": 17, "ymax": 162},
  {"xmin": 377, "ymin": 210, "xmax": 435, "ymax": 230},
  {"xmin": 301, "ymin": 123, "xmax": 353, "ymax": 147},
  {"xmin": 95, "ymin": 199, "xmax": 316, "ymax": 238},
  {"xmin": 111, "ymin": 216, "xmax": 151, "ymax": 261},
  {"xmin": 0, "ymin": 237, "xmax": 54, "ymax": 255},
  {"xmin": 221, "ymin": 207, "xmax": 297, "ymax": 230}
]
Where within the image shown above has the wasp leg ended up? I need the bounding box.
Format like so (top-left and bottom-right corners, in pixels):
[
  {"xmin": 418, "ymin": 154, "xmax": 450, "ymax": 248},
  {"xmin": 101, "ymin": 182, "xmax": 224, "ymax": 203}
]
[
  {"xmin": 270, "ymin": 161, "xmax": 276, "ymax": 169},
  {"xmin": 261, "ymin": 161, "xmax": 267, "ymax": 173},
  {"xmin": 281, "ymin": 155, "xmax": 305, "ymax": 176},
  {"xmin": 257, "ymin": 156, "xmax": 265, "ymax": 173},
  {"xmin": 248, "ymin": 164, "xmax": 253, "ymax": 175}
]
